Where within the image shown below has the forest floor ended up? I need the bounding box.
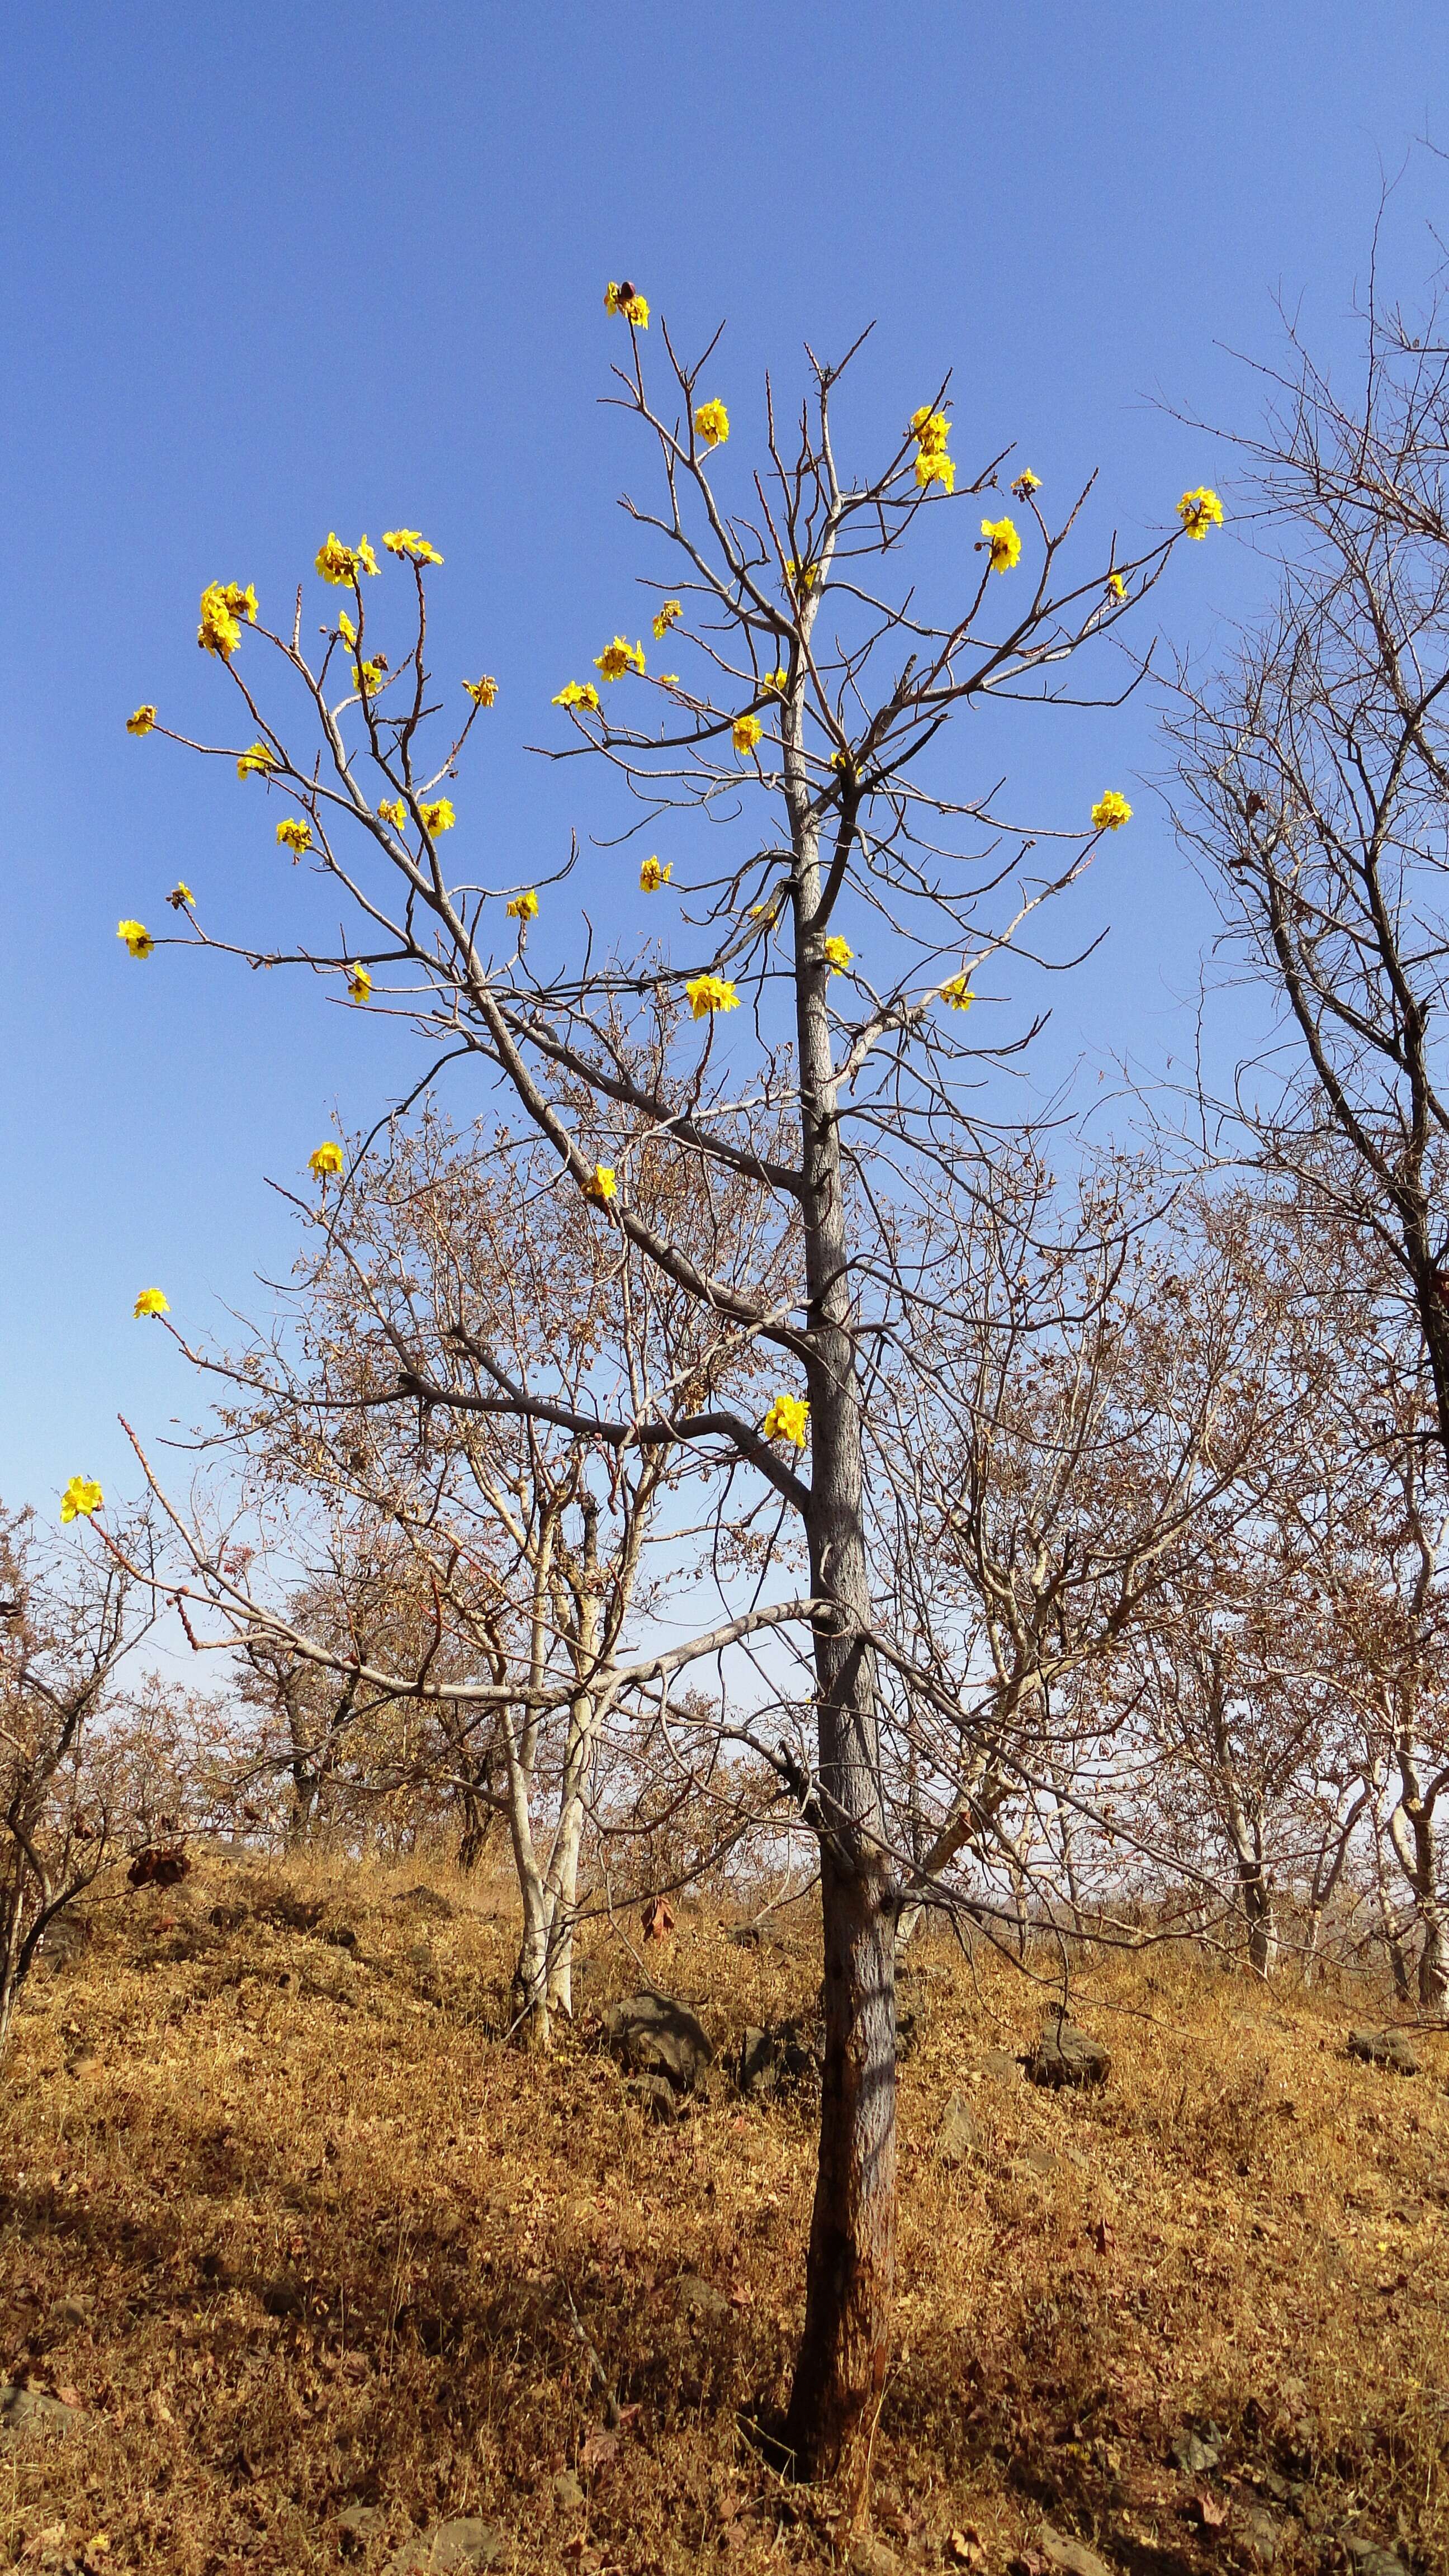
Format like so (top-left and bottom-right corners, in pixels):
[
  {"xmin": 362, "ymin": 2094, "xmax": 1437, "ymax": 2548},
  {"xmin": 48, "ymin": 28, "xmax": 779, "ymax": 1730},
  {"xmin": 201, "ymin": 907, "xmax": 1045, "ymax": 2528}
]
[{"xmin": 0, "ymin": 1852, "xmax": 1443, "ymax": 2576}]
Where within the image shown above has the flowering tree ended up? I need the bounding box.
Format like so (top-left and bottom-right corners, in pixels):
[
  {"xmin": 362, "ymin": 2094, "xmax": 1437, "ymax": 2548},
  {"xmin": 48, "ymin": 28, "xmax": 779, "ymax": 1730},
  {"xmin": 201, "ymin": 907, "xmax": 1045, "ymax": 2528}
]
[{"xmin": 122, "ymin": 296, "xmax": 1218, "ymax": 2478}]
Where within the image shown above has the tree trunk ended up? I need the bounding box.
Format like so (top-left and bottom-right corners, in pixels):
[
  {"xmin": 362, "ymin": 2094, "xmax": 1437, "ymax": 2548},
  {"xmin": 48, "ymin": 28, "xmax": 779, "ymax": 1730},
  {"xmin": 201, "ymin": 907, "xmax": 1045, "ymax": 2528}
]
[{"xmin": 783, "ymin": 843, "xmax": 895, "ymax": 2490}]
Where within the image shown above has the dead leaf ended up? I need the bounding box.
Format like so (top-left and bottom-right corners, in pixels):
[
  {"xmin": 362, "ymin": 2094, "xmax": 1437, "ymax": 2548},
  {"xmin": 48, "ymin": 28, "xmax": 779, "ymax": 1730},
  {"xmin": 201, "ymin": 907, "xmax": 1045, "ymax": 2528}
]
[
  {"xmin": 580, "ymin": 2427, "xmax": 618, "ymax": 2472},
  {"xmin": 1195, "ymin": 2494, "xmax": 1227, "ymax": 2529},
  {"xmin": 727, "ymin": 2281, "xmax": 754, "ymax": 2308}
]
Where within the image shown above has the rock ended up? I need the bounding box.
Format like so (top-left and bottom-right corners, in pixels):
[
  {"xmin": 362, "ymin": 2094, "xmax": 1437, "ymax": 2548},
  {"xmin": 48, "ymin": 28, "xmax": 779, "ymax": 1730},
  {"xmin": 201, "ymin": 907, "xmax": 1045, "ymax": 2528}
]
[
  {"xmin": 847, "ymin": 2539, "xmax": 905, "ymax": 2576},
  {"xmin": 1348, "ymin": 2027, "xmax": 1419, "ymax": 2076},
  {"xmin": 1036, "ymin": 2525, "xmax": 1110, "ymax": 2576},
  {"xmin": 339, "ymin": 2502, "xmax": 386, "ymax": 2553},
  {"xmin": 387, "ymin": 2520, "xmax": 505, "ymax": 2573},
  {"xmin": 628, "ymin": 2073, "xmax": 681, "ymax": 2123},
  {"xmin": 1342, "ymin": 2541, "xmax": 1410, "ymax": 2576},
  {"xmin": 735, "ymin": 2016, "xmax": 818, "ymax": 2099},
  {"xmin": 982, "ymin": 2046, "xmax": 1021, "ymax": 2083},
  {"xmin": 1026, "ymin": 2018, "xmax": 1111, "ymax": 2089},
  {"xmin": 606, "ymin": 1990, "xmax": 712, "ymax": 2094},
  {"xmin": 1169, "ymin": 2425, "xmax": 1221, "ymax": 2475},
  {"xmin": 393, "ymin": 1885, "xmax": 454, "ymax": 1921},
  {"xmin": 1019, "ymin": 2145, "xmax": 1062, "ymax": 2180},
  {"xmin": 935, "ymin": 2092, "xmax": 979, "ymax": 2166},
  {"xmin": 1234, "ymin": 2504, "xmax": 1282, "ymax": 2564},
  {"xmin": 671, "ymin": 2272, "xmax": 732, "ymax": 2326},
  {"xmin": 0, "ymin": 2383, "xmax": 84, "ymax": 2436},
  {"xmin": 35, "ymin": 1912, "xmax": 90, "ymax": 1971},
  {"xmin": 552, "ymin": 2471, "xmax": 585, "ymax": 2513}
]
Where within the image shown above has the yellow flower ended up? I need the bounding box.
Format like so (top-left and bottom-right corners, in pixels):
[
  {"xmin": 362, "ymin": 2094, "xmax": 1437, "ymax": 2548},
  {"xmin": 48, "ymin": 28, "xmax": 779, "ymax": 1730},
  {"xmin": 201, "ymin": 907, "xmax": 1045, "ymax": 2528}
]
[
  {"xmin": 762, "ymin": 668, "xmax": 789, "ymax": 694},
  {"xmin": 1177, "ymin": 487, "xmax": 1224, "ymax": 539},
  {"xmin": 941, "ymin": 974, "xmax": 975, "ymax": 1010},
  {"xmin": 309, "ymin": 1142, "xmax": 344, "ymax": 1181},
  {"xmin": 60, "ymin": 1477, "xmax": 103, "ymax": 1524},
  {"xmin": 657, "ymin": 673, "xmax": 680, "ymax": 688},
  {"xmin": 652, "ymin": 600, "xmax": 683, "ymax": 639},
  {"xmin": 197, "ymin": 581, "xmax": 257, "ymax": 658},
  {"xmin": 785, "ymin": 558, "xmax": 818, "ymax": 593},
  {"xmin": 463, "ymin": 676, "xmax": 498, "ymax": 707},
  {"xmin": 749, "ymin": 900, "xmax": 780, "ymax": 924},
  {"xmin": 1090, "ymin": 790, "xmax": 1133, "ymax": 831},
  {"xmin": 732, "ymin": 714, "xmax": 763, "ymax": 755},
  {"xmin": 134, "ymin": 1288, "xmax": 170, "ymax": 1319},
  {"xmin": 376, "ymin": 799, "xmax": 408, "ymax": 830},
  {"xmin": 980, "ymin": 517, "xmax": 1021, "ymax": 574},
  {"xmin": 315, "ymin": 533, "xmax": 380, "ymax": 585},
  {"xmin": 237, "ymin": 740, "xmax": 277, "ymax": 779},
  {"xmin": 419, "ymin": 798, "xmax": 455, "ymax": 834},
  {"xmin": 915, "ymin": 451, "xmax": 955, "ymax": 493},
  {"xmin": 603, "ymin": 280, "xmax": 649, "ymax": 326},
  {"xmin": 338, "ymin": 609, "xmax": 357, "ymax": 645},
  {"xmin": 640, "ymin": 856, "xmax": 673, "ymax": 892},
  {"xmin": 167, "ymin": 882, "xmax": 195, "ymax": 910},
  {"xmin": 276, "ymin": 817, "xmax": 312, "ymax": 855},
  {"xmin": 117, "ymin": 918, "xmax": 154, "ymax": 959},
  {"xmin": 763, "ymin": 1394, "xmax": 809, "ymax": 1450},
  {"xmin": 910, "ymin": 407, "xmax": 950, "ymax": 454},
  {"xmin": 126, "ymin": 704, "xmax": 157, "ymax": 736},
  {"xmin": 686, "ymin": 973, "xmax": 739, "ymax": 1019},
  {"xmin": 506, "ymin": 888, "xmax": 539, "ymax": 920},
  {"xmin": 583, "ymin": 1162, "xmax": 618, "ymax": 1205},
  {"xmin": 553, "ymin": 680, "xmax": 602, "ymax": 713},
  {"xmin": 1106, "ymin": 571, "xmax": 1126, "ymax": 600},
  {"xmin": 347, "ymin": 965, "xmax": 372, "ymax": 1002},
  {"xmin": 823, "ymin": 935, "xmax": 854, "ymax": 972},
  {"xmin": 352, "ymin": 659, "xmax": 386, "ymax": 693},
  {"xmin": 383, "ymin": 529, "xmax": 444, "ymax": 565},
  {"xmin": 1011, "ymin": 468, "xmax": 1042, "ymax": 498},
  {"xmin": 595, "ymin": 636, "xmax": 646, "ymax": 681},
  {"xmin": 694, "ymin": 397, "xmax": 730, "ymax": 449}
]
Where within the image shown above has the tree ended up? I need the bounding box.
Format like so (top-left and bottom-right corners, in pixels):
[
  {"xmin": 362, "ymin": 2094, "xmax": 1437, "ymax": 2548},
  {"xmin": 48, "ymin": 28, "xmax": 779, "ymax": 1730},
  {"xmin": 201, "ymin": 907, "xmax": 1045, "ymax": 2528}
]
[
  {"xmin": 127, "ymin": 300, "xmax": 1216, "ymax": 2476},
  {"xmin": 0, "ymin": 1503, "xmax": 158, "ymax": 2056}
]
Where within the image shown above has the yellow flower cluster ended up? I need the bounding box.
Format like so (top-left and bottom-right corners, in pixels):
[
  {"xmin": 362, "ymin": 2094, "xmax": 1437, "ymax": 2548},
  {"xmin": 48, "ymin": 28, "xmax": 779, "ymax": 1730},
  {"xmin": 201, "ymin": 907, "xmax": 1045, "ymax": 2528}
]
[
  {"xmin": 352, "ymin": 659, "xmax": 386, "ymax": 693},
  {"xmin": 309, "ymin": 1142, "xmax": 344, "ymax": 1180},
  {"xmin": 117, "ymin": 918, "xmax": 154, "ymax": 959},
  {"xmin": 1090, "ymin": 790, "xmax": 1133, "ymax": 831},
  {"xmin": 980, "ymin": 517, "xmax": 1021, "ymax": 574},
  {"xmin": 198, "ymin": 581, "xmax": 258, "ymax": 659},
  {"xmin": 506, "ymin": 888, "xmax": 539, "ymax": 920},
  {"xmin": 419, "ymin": 798, "xmax": 455, "ymax": 835},
  {"xmin": 694, "ymin": 398, "xmax": 730, "ymax": 449},
  {"xmin": 383, "ymin": 529, "xmax": 444, "ymax": 565},
  {"xmin": 763, "ymin": 667, "xmax": 788, "ymax": 694},
  {"xmin": 1011, "ymin": 468, "xmax": 1042, "ymax": 498},
  {"xmin": 763, "ymin": 1394, "xmax": 809, "ymax": 1450},
  {"xmin": 823, "ymin": 935, "xmax": 854, "ymax": 972},
  {"xmin": 604, "ymin": 281, "xmax": 649, "ymax": 326},
  {"xmin": 126, "ymin": 705, "xmax": 157, "ymax": 736},
  {"xmin": 463, "ymin": 676, "xmax": 498, "ymax": 707},
  {"xmin": 134, "ymin": 1287, "xmax": 169, "ymax": 1318},
  {"xmin": 785, "ymin": 557, "xmax": 818, "ymax": 594},
  {"xmin": 1107, "ymin": 571, "xmax": 1126, "ymax": 600},
  {"xmin": 640, "ymin": 856, "xmax": 672, "ymax": 892},
  {"xmin": 377, "ymin": 799, "xmax": 408, "ymax": 830},
  {"xmin": 315, "ymin": 533, "xmax": 380, "ymax": 585},
  {"xmin": 941, "ymin": 974, "xmax": 975, "ymax": 1010},
  {"xmin": 553, "ymin": 680, "xmax": 602, "ymax": 714},
  {"xmin": 1177, "ymin": 487, "xmax": 1223, "ymax": 539},
  {"xmin": 686, "ymin": 973, "xmax": 739, "ymax": 1019},
  {"xmin": 167, "ymin": 882, "xmax": 195, "ymax": 910},
  {"xmin": 910, "ymin": 405, "xmax": 955, "ymax": 494},
  {"xmin": 60, "ymin": 1477, "xmax": 103, "ymax": 1524},
  {"xmin": 237, "ymin": 741, "xmax": 277, "ymax": 779},
  {"xmin": 595, "ymin": 636, "xmax": 646, "ymax": 681},
  {"xmin": 652, "ymin": 600, "xmax": 683, "ymax": 639},
  {"xmin": 347, "ymin": 965, "xmax": 372, "ymax": 1002},
  {"xmin": 583, "ymin": 1162, "xmax": 618, "ymax": 1205},
  {"xmin": 276, "ymin": 817, "xmax": 312, "ymax": 855},
  {"xmin": 732, "ymin": 714, "xmax": 763, "ymax": 755}
]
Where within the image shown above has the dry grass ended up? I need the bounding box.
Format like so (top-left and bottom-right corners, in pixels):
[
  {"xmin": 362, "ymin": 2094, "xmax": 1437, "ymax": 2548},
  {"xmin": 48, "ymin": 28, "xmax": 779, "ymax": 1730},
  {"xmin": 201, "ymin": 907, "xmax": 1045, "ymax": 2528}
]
[{"xmin": 0, "ymin": 1854, "xmax": 1444, "ymax": 2575}]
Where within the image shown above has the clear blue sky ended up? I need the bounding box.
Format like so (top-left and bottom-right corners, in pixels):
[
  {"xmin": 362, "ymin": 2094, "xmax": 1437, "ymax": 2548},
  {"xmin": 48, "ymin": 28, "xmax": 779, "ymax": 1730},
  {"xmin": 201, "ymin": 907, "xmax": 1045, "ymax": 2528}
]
[{"xmin": 3, "ymin": 1, "xmax": 1447, "ymax": 1520}]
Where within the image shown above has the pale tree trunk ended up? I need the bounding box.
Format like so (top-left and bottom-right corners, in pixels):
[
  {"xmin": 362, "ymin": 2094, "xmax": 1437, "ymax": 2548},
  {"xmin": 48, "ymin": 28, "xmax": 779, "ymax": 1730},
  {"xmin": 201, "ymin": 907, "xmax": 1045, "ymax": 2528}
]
[
  {"xmin": 543, "ymin": 1574, "xmax": 603, "ymax": 2021},
  {"xmin": 1388, "ymin": 1774, "xmax": 1449, "ymax": 2009},
  {"xmin": 503, "ymin": 1516, "xmax": 557, "ymax": 2049},
  {"xmin": 783, "ymin": 815, "xmax": 896, "ymax": 2491}
]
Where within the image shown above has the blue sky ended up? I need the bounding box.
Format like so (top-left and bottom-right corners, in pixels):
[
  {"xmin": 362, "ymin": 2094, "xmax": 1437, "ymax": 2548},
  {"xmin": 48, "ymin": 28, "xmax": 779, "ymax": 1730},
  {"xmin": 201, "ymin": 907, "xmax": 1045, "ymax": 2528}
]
[{"xmin": 3, "ymin": 1, "xmax": 1448, "ymax": 1520}]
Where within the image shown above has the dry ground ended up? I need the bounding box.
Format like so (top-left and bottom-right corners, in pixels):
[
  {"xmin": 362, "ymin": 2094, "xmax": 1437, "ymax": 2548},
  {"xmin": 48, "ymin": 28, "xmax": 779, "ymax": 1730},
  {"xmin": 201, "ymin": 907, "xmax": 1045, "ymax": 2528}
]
[{"xmin": 0, "ymin": 1854, "xmax": 1443, "ymax": 2576}]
